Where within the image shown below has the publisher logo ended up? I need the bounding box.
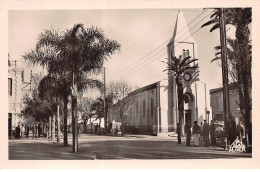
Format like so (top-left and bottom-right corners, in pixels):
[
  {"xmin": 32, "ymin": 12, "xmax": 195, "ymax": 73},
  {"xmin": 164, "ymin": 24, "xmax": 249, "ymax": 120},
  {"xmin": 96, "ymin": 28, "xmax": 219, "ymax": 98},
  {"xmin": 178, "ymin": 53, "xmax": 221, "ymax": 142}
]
[{"xmin": 229, "ymin": 138, "xmax": 246, "ymax": 152}]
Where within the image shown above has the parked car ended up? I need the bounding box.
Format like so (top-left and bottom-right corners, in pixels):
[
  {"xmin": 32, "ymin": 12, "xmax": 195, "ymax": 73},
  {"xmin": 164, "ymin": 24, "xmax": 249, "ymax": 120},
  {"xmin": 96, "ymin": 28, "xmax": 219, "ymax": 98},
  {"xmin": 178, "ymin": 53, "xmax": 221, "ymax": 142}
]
[{"xmin": 124, "ymin": 123, "xmax": 140, "ymax": 134}]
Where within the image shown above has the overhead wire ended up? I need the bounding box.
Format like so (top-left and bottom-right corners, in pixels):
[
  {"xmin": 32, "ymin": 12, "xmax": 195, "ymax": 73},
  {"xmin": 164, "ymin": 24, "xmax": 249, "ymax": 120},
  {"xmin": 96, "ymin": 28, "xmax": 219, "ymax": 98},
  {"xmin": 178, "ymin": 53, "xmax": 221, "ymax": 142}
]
[
  {"xmin": 110, "ymin": 10, "xmax": 214, "ymax": 80},
  {"xmin": 109, "ymin": 9, "xmax": 209, "ymax": 79},
  {"xmin": 117, "ymin": 23, "xmax": 211, "ymax": 79}
]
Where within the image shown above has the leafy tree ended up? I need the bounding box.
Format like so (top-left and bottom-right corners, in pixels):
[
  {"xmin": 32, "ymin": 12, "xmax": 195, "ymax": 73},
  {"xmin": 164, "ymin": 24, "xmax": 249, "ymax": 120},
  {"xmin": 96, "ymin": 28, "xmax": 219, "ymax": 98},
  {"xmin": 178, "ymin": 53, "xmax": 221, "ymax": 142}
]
[
  {"xmin": 107, "ymin": 80, "xmax": 139, "ymax": 136},
  {"xmin": 38, "ymin": 74, "xmax": 64, "ymax": 142},
  {"xmin": 77, "ymin": 97, "xmax": 94, "ymax": 133},
  {"xmin": 22, "ymin": 74, "xmax": 50, "ymax": 122},
  {"xmin": 90, "ymin": 97, "xmax": 104, "ymax": 134}
]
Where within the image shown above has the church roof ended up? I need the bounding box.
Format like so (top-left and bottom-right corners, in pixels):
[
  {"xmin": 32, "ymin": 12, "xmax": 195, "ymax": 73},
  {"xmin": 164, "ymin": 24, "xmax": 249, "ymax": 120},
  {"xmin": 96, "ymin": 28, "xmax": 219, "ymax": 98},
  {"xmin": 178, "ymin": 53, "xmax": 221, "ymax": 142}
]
[{"xmin": 168, "ymin": 10, "xmax": 196, "ymax": 45}]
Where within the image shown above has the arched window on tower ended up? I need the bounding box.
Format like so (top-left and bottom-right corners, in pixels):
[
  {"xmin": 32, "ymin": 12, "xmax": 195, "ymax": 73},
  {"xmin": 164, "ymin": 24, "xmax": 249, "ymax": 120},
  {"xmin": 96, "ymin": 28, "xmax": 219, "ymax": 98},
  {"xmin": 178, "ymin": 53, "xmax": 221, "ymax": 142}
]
[
  {"xmin": 182, "ymin": 49, "xmax": 185, "ymax": 58},
  {"xmin": 185, "ymin": 50, "xmax": 189, "ymax": 57}
]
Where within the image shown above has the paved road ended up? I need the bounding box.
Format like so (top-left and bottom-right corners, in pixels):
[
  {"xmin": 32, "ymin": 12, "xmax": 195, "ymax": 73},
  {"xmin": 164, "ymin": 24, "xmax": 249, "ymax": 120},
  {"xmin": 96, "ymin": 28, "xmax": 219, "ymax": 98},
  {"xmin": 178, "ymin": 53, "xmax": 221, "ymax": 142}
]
[{"xmin": 9, "ymin": 134, "xmax": 251, "ymax": 160}]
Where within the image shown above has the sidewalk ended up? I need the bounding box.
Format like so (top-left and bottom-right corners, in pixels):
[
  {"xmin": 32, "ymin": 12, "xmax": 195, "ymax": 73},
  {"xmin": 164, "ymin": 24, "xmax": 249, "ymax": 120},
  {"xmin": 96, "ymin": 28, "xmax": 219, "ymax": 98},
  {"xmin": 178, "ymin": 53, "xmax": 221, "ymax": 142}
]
[{"xmin": 9, "ymin": 137, "xmax": 96, "ymax": 160}]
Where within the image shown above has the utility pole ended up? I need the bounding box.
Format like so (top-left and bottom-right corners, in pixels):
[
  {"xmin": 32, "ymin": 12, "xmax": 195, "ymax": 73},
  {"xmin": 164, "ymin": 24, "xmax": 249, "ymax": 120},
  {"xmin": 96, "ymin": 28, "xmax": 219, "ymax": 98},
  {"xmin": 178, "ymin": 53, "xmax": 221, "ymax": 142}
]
[
  {"xmin": 103, "ymin": 67, "xmax": 107, "ymax": 134},
  {"xmin": 72, "ymin": 72, "xmax": 78, "ymax": 153},
  {"xmin": 220, "ymin": 8, "xmax": 230, "ymax": 148},
  {"xmin": 204, "ymin": 83, "xmax": 208, "ymax": 123}
]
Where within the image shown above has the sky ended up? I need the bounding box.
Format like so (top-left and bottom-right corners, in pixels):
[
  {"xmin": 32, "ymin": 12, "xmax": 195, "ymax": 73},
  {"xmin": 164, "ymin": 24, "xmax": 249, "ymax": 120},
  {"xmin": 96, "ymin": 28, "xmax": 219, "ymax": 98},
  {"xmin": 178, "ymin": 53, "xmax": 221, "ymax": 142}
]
[{"xmin": 8, "ymin": 9, "xmax": 237, "ymax": 97}]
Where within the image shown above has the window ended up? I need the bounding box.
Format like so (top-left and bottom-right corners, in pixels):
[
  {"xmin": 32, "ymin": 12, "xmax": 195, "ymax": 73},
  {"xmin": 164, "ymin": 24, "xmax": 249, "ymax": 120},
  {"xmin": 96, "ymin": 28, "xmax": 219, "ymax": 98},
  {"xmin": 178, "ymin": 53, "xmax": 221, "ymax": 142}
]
[{"xmin": 8, "ymin": 78, "xmax": 12, "ymax": 96}]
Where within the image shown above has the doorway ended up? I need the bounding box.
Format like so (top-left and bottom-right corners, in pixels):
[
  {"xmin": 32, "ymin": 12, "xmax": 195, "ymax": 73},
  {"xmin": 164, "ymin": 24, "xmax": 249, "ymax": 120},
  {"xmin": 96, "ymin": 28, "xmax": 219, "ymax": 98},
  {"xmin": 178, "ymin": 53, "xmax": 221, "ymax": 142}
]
[{"xmin": 185, "ymin": 110, "xmax": 191, "ymax": 126}]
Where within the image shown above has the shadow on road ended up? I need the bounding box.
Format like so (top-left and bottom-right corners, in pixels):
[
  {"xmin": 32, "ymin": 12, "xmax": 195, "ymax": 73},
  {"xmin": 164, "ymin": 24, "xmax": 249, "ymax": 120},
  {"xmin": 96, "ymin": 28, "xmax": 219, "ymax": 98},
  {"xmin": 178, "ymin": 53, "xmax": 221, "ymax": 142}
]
[{"xmin": 8, "ymin": 135, "xmax": 252, "ymax": 160}]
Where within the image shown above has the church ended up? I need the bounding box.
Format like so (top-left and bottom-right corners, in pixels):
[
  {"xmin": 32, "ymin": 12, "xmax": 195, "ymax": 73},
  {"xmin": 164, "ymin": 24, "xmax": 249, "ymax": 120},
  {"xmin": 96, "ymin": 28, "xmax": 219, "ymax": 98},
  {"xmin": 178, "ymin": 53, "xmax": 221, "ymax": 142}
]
[{"xmin": 107, "ymin": 10, "xmax": 208, "ymax": 135}]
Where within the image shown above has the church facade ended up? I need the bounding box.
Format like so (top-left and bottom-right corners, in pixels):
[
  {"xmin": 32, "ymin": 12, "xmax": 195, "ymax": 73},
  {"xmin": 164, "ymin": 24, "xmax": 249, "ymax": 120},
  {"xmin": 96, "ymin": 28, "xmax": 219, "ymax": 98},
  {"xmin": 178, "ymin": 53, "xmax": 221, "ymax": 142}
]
[{"xmin": 107, "ymin": 10, "xmax": 208, "ymax": 135}]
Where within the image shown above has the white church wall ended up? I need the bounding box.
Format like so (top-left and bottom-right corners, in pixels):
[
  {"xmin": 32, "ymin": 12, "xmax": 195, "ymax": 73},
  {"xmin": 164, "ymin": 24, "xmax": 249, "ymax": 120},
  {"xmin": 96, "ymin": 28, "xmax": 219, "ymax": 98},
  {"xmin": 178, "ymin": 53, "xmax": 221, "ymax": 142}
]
[
  {"xmin": 159, "ymin": 79, "xmax": 169, "ymax": 133},
  {"xmin": 191, "ymin": 81, "xmax": 207, "ymax": 124}
]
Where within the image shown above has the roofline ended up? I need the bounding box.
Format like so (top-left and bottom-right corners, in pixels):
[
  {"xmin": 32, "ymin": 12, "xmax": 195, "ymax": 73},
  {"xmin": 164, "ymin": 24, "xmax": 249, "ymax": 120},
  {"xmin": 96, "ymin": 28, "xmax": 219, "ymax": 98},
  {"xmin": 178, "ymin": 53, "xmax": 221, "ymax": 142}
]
[
  {"xmin": 128, "ymin": 81, "xmax": 160, "ymax": 96},
  {"xmin": 109, "ymin": 81, "xmax": 160, "ymax": 108},
  {"xmin": 209, "ymin": 83, "xmax": 239, "ymax": 95}
]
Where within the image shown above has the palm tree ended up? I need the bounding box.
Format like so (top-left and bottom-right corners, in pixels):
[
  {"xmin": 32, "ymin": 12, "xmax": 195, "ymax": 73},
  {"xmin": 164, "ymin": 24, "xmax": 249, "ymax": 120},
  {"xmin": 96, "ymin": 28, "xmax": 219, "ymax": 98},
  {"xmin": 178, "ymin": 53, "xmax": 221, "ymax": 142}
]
[
  {"xmin": 213, "ymin": 38, "xmax": 241, "ymax": 82},
  {"xmin": 162, "ymin": 55, "xmax": 198, "ymax": 136},
  {"xmin": 23, "ymin": 24, "xmax": 120, "ymax": 151},
  {"xmin": 60, "ymin": 24, "xmax": 120, "ymax": 152},
  {"xmin": 202, "ymin": 8, "xmax": 252, "ymax": 150}
]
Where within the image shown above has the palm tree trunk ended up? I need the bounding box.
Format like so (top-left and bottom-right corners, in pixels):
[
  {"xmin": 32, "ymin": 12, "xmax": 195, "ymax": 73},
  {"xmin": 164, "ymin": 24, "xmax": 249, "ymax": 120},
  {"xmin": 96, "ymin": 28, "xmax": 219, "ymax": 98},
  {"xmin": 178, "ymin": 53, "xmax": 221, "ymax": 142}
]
[
  {"xmin": 177, "ymin": 82, "xmax": 184, "ymax": 137},
  {"xmin": 238, "ymin": 40, "xmax": 251, "ymax": 151},
  {"xmin": 48, "ymin": 115, "xmax": 52, "ymax": 139},
  {"xmin": 72, "ymin": 95, "xmax": 78, "ymax": 153},
  {"xmin": 51, "ymin": 114, "xmax": 55, "ymax": 142},
  {"xmin": 242, "ymin": 71, "xmax": 251, "ymax": 151},
  {"xmin": 57, "ymin": 104, "xmax": 60, "ymax": 143},
  {"xmin": 63, "ymin": 97, "xmax": 68, "ymax": 146}
]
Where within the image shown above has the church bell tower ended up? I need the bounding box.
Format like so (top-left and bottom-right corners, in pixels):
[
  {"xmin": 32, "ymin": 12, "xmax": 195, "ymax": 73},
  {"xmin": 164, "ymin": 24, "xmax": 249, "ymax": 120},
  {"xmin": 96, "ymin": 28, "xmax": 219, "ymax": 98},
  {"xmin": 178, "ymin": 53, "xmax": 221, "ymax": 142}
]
[{"xmin": 167, "ymin": 10, "xmax": 198, "ymax": 132}]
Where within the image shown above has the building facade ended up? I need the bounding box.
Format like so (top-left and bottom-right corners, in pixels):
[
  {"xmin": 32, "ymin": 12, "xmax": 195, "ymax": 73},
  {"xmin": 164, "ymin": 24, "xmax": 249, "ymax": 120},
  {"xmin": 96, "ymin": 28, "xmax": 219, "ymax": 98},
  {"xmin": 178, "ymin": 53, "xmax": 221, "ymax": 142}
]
[
  {"xmin": 210, "ymin": 84, "xmax": 252, "ymax": 126},
  {"xmin": 8, "ymin": 59, "xmax": 23, "ymax": 137},
  {"xmin": 108, "ymin": 82, "xmax": 168, "ymax": 134}
]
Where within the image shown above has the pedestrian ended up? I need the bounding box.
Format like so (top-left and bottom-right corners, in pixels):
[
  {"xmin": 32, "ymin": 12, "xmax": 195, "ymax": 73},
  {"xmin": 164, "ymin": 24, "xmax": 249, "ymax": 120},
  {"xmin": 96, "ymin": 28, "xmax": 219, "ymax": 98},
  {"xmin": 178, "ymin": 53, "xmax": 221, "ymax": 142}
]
[
  {"xmin": 25, "ymin": 124, "xmax": 30, "ymax": 139},
  {"xmin": 192, "ymin": 121, "xmax": 200, "ymax": 147},
  {"xmin": 78, "ymin": 124, "xmax": 81, "ymax": 137},
  {"xmin": 236, "ymin": 121, "xmax": 244, "ymax": 141},
  {"xmin": 21, "ymin": 124, "xmax": 25, "ymax": 139},
  {"xmin": 32, "ymin": 124, "xmax": 36, "ymax": 139},
  {"xmin": 230, "ymin": 120, "xmax": 237, "ymax": 143},
  {"xmin": 210, "ymin": 120, "xmax": 216, "ymax": 145},
  {"xmin": 38, "ymin": 124, "xmax": 41, "ymax": 137},
  {"xmin": 176, "ymin": 123, "xmax": 181, "ymax": 144},
  {"xmin": 203, "ymin": 120, "xmax": 210, "ymax": 147},
  {"xmin": 15, "ymin": 125, "xmax": 20, "ymax": 139},
  {"xmin": 35, "ymin": 124, "xmax": 38, "ymax": 138},
  {"xmin": 185, "ymin": 121, "xmax": 191, "ymax": 146}
]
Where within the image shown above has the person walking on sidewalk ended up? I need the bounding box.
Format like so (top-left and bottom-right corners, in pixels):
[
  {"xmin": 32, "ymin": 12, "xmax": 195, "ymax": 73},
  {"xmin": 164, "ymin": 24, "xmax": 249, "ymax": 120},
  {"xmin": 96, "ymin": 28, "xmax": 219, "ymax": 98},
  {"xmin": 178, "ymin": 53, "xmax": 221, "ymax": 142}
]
[
  {"xmin": 185, "ymin": 122, "xmax": 191, "ymax": 146},
  {"xmin": 192, "ymin": 121, "xmax": 200, "ymax": 147},
  {"xmin": 25, "ymin": 124, "xmax": 30, "ymax": 139},
  {"xmin": 21, "ymin": 124, "xmax": 25, "ymax": 139},
  {"xmin": 38, "ymin": 124, "xmax": 41, "ymax": 137},
  {"xmin": 15, "ymin": 125, "xmax": 20, "ymax": 139},
  {"xmin": 203, "ymin": 120, "xmax": 210, "ymax": 147},
  {"xmin": 210, "ymin": 120, "xmax": 216, "ymax": 145},
  {"xmin": 177, "ymin": 123, "xmax": 181, "ymax": 144}
]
